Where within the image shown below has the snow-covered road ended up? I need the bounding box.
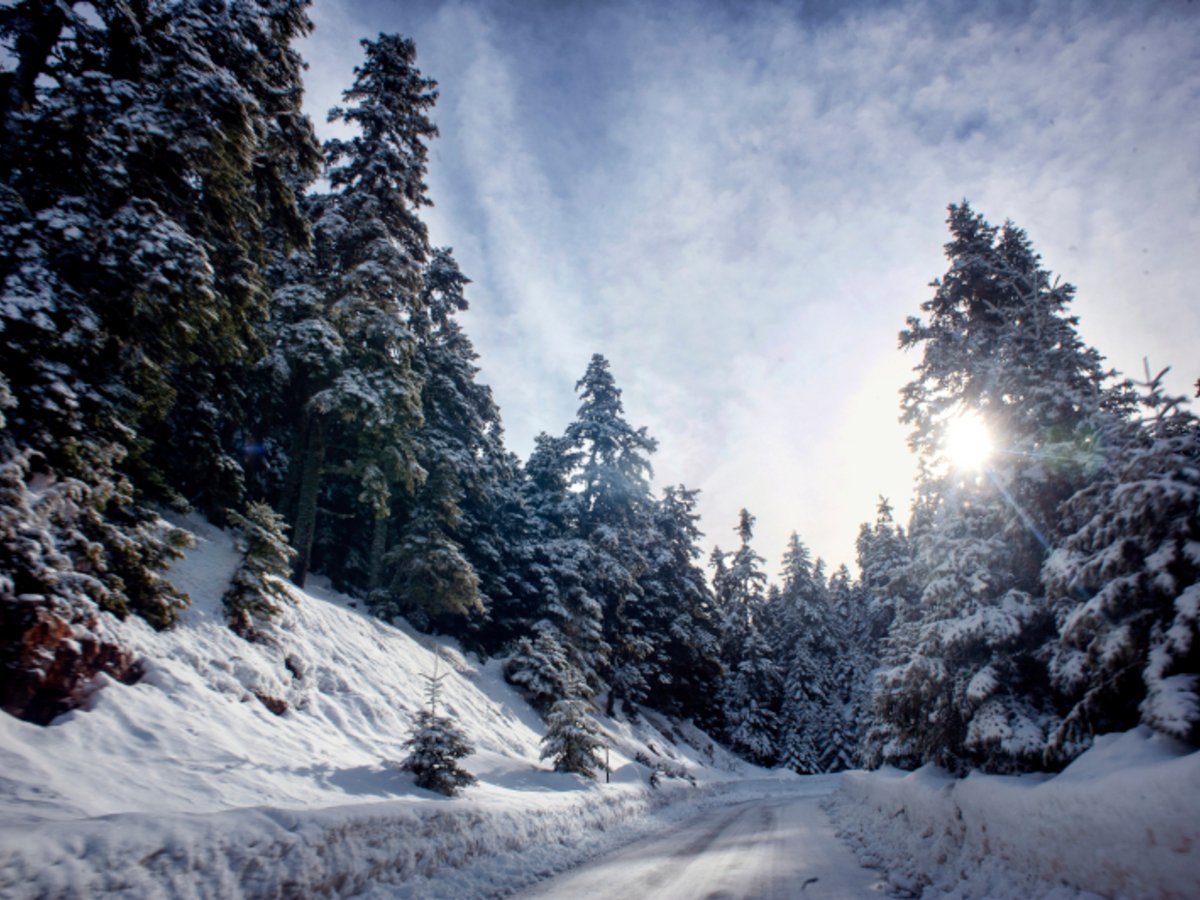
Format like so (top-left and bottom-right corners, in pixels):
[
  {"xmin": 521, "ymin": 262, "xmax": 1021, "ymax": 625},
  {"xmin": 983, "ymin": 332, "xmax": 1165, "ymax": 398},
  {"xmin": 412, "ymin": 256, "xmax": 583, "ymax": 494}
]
[{"xmin": 514, "ymin": 790, "xmax": 885, "ymax": 899}]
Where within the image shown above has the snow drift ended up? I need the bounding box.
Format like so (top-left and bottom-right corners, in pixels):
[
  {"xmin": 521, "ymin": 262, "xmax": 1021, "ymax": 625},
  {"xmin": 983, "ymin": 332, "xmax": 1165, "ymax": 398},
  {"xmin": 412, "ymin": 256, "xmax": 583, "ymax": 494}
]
[{"xmin": 827, "ymin": 728, "xmax": 1200, "ymax": 898}]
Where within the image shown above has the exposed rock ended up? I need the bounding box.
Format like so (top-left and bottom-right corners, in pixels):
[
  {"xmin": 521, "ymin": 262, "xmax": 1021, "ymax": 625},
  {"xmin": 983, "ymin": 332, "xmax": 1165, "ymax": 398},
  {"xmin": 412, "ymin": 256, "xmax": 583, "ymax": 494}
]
[
  {"xmin": 254, "ymin": 692, "xmax": 288, "ymax": 716},
  {"xmin": 0, "ymin": 601, "xmax": 141, "ymax": 725}
]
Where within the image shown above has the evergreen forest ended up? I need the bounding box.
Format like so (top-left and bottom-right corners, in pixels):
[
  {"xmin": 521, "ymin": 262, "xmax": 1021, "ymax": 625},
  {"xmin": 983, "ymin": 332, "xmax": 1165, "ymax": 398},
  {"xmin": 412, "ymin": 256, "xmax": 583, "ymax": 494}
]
[{"xmin": 1, "ymin": 0, "xmax": 1197, "ymax": 780}]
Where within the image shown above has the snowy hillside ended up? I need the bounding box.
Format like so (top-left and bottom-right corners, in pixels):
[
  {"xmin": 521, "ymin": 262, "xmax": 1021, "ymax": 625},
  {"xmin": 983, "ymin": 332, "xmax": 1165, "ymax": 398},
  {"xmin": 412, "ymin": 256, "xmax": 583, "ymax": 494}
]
[{"xmin": 0, "ymin": 516, "xmax": 773, "ymax": 898}]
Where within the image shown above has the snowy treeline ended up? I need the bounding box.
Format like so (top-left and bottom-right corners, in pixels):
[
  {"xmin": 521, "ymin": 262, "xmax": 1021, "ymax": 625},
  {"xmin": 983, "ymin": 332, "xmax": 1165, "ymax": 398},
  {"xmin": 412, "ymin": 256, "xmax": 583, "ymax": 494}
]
[{"xmin": 0, "ymin": 3, "xmax": 1195, "ymax": 778}]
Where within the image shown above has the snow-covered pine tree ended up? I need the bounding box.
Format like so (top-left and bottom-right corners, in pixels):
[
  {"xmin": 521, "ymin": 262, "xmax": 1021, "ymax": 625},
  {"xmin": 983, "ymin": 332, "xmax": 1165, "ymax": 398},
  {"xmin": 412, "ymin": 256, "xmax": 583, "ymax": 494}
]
[
  {"xmin": 1, "ymin": 0, "xmax": 315, "ymax": 601},
  {"xmin": 511, "ymin": 433, "xmax": 606, "ymax": 694},
  {"xmin": 383, "ymin": 466, "xmax": 482, "ymax": 627},
  {"xmin": 276, "ymin": 33, "xmax": 434, "ymax": 589},
  {"xmin": 400, "ymin": 656, "xmax": 476, "ymax": 796},
  {"xmin": 388, "ymin": 247, "xmax": 505, "ymax": 634},
  {"xmin": 856, "ymin": 499, "xmax": 924, "ymax": 767},
  {"xmin": 1044, "ymin": 366, "xmax": 1200, "ymax": 758},
  {"xmin": 637, "ymin": 485, "xmax": 723, "ymax": 727},
  {"xmin": 503, "ymin": 620, "xmax": 579, "ymax": 711},
  {"xmin": 135, "ymin": 0, "xmax": 321, "ymax": 518},
  {"xmin": 1, "ymin": 0, "xmax": 318, "ymax": 725},
  {"xmin": 714, "ymin": 510, "xmax": 779, "ymax": 765},
  {"xmin": 563, "ymin": 354, "xmax": 659, "ymax": 717},
  {"xmin": 540, "ymin": 690, "xmax": 606, "ymax": 778},
  {"xmin": 856, "ymin": 498, "xmax": 918, "ymax": 645},
  {"xmin": 223, "ymin": 501, "xmax": 296, "ymax": 638},
  {"xmin": 825, "ymin": 563, "xmax": 870, "ymax": 770},
  {"xmin": 775, "ymin": 533, "xmax": 841, "ymax": 773},
  {"xmin": 0, "ymin": 377, "xmax": 185, "ymax": 722},
  {"xmin": 879, "ymin": 202, "xmax": 1131, "ymax": 774}
]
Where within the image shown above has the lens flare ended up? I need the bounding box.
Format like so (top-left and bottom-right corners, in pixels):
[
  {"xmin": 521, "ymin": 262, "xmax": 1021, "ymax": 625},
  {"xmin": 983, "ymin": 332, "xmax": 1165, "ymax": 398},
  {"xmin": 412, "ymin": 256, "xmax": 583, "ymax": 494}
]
[{"xmin": 945, "ymin": 413, "xmax": 992, "ymax": 471}]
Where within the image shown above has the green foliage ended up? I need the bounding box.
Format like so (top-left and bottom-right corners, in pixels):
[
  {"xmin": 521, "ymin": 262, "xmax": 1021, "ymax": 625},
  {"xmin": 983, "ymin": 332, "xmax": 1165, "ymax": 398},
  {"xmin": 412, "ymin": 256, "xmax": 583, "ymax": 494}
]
[
  {"xmin": 1045, "ymin": 369, "xmax": 1200, "ymax": 755},
  {"xmin": 504, "ymin": 622, "xmax": 578, "ymax": 711},
  {"xmin": 400, "ymin": 708, "xmax": 477, "ymax": 796},
  {"xmin": 540, "ymin": 696, "xmax": 605, "ymax": 778},
  {"xmin": 223, "ymin": 501, "xmax": 296, "ymax": 633},
  {"xmin": 398, "ymin": 659, "xmax": 475, "ymax": 796}
]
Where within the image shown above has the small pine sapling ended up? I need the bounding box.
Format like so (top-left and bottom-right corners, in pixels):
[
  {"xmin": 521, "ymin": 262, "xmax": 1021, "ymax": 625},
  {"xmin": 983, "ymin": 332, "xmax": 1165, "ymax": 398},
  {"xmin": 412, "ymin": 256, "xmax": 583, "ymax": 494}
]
[
  {"xmin": 540, "ymin": 680, "xmax": 606, "ymax": 778},
  {"xmin": 400, "ymin": 654, "xmax": 476, "ymax": 796},
  {"xmin": 224, "ymin": 502, "xmax": 297, "ymax": 638}
]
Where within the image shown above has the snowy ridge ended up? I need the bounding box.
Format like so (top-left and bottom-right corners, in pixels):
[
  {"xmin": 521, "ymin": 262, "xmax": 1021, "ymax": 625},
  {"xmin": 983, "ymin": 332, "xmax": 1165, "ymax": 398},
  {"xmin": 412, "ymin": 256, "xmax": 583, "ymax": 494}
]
[
  {"xmin": 0, "ymin": 515, "xmax": 761, "ymax": 898},
  {"xmin": 826, "ymin": 728, "xmax": 1200, "ymax": 898}
]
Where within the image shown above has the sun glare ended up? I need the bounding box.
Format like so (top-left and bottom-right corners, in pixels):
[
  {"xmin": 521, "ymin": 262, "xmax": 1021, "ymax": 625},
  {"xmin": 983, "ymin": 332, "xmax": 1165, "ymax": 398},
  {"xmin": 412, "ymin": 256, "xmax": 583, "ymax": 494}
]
[{"xmin": 945, "ymin": 413, "xmax": 993, "ymax": 471}]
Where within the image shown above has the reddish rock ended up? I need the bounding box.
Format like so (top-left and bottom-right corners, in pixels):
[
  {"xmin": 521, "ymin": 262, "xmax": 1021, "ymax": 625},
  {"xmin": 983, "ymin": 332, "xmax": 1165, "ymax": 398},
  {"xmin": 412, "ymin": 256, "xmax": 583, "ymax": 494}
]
[
  {"xmin": 254, "ymin": 692, "xmax": 288, "ymax": 716},
  {"xmin": 0, "ymin": 601, "xmax": 141, "ymax": 725}
]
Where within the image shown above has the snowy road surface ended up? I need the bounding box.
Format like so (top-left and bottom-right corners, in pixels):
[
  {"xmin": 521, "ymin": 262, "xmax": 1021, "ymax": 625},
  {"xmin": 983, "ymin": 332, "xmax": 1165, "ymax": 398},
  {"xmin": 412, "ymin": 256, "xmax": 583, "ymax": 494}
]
[{"xmin": 514, "ymin": 790, "xmax": 886, "ymax": 899}]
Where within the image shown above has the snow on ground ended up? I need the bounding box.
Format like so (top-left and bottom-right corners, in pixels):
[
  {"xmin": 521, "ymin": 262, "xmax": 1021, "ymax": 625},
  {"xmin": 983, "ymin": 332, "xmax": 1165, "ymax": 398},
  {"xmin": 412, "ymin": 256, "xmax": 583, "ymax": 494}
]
[
  {"xmin": 826, "ymin": 728, "xmax": 1200, "ymax": 899},
  {"xmin": 0, "ymin": 514, "xmax": 777, "ymax": 898}
]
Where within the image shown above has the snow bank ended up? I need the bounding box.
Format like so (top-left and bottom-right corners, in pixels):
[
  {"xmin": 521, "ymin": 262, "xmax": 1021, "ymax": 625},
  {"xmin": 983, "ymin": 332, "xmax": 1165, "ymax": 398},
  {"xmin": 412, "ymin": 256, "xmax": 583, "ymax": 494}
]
[
  {"xmin": 0, "ymin": 514, "xmax": 765, "ymax": 897},
  {"xmin": 0, "ymin": 775, "xmax": 795, "ymax": 899},
  {"xmin": 827, "ymin": 729, "xmax": 1200, "ymax": 898}
]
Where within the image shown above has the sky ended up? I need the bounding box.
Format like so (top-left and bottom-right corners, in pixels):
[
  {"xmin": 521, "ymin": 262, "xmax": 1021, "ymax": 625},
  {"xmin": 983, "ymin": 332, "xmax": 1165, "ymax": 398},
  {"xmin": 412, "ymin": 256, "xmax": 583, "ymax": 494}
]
[{"xmin": 300, "ymin": 0, "xmax": 1200, "ymax": 574}]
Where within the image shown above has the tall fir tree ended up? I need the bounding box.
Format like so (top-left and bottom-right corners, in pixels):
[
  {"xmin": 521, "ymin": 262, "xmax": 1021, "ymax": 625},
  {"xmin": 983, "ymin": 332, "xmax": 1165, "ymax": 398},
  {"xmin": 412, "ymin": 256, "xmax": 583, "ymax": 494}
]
[
  {"xmin": 506, "ymin": 433, "xmax": 605, "ymax": 697},
  {"xmin": 637, "ymin": 485, "xmax": 723, "ymax": 728},
  {"xmin": 877, "ymin": 202, "xmax": 1132, "ymax": 773},
  {"xmin": 563, "ymin": 354, "xmax": 658, "ymax": 716},
  {"xmin": 389, "ymin": 248, "xmax": 505, "ymax": 633},
  {"xmin": 272, "ymin": 34, "xmax": 433, "ymax": 590},
  {"xmin": 714, "ymin": 510, "xmax": 779, "ymax": 765},
  {"xmin": 775, "ymin": 533, "xmax": 840, "ymax": 773}
]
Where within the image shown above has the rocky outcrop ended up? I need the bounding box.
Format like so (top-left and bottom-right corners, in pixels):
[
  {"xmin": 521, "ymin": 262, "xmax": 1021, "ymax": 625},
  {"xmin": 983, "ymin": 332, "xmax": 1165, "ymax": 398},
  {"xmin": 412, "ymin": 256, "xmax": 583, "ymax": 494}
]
[{"xmin": 0, "ymin": 601, "xmax": 141, "ymax": 725}]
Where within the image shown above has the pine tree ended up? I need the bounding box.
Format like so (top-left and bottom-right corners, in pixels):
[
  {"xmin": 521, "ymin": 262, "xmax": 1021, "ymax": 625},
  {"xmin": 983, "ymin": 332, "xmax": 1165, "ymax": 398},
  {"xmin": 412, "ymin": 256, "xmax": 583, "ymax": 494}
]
[
  {"xmin": 504, "ymin": 620, "xmax": 578, "ymax": 711},
  {"xmin": 856, "ymin": 498, "xmax": 918, "ymax": 644},
  {"xmin": 541, "ymin": 694, "xmax": 606, "ymax": 778},
  {"xmin": 276, "ymin": 33, "xmax": 434, "ymax": 589},
  {"xmin": 1045, "ymin": 367, "xmax": 1200, "ymax": 757},
  {"xmin": 384, "ymin": 247, "xmax": 503, "ymax": 633},
  {"xmin": 400, "ymin": 656, "xmax": 476, "ymax": 796},
  {"xmin": 382, "ymin": 466, "xmax": 482, "ymax": 626},
  {"xmin": 879, "ymin": 202, "xmax": 1130, "ymax": 773},
  {"xmin": 562, "ymin": 354, "xmax": 658, "ymax": 716},
  {"xmin": 637, "ymin": 485, "xmax": 723, "ymax": 727},
  {"xmin": 775, "ymin": 533, "xmax": 840, "ymax": 773},
  {"xmin": 0, "ymin": 374, "xmax": 190, "ymax": 721},
  {"xmin": 826, "ymin": 563, "xmax": 870, "ymax": 770},
  {"xmin": 223, "ymin": 501, "xmax": 296, "ymax": 638},
  {"xmin": 497, "ymin": 433, "xmax": 606, "ymax": 695},
  {"xmin": 714, "ymin": 511, "xmax": 779, "ymax": 765}
]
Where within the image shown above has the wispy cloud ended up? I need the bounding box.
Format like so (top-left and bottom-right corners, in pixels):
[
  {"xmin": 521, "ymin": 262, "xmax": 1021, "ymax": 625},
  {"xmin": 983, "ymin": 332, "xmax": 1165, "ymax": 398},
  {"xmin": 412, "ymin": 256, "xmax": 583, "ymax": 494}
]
[{"xmin": 304, "ymin": 0, "xmax": 1200, "ymax": 570}]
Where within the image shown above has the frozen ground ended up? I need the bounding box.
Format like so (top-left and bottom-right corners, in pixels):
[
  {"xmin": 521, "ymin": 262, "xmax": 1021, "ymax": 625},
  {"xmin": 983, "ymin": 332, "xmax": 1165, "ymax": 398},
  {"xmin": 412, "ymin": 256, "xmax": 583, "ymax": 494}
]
[{"xmin": 0, "ymin": 514, "xmax": 781, "ymax": 898}]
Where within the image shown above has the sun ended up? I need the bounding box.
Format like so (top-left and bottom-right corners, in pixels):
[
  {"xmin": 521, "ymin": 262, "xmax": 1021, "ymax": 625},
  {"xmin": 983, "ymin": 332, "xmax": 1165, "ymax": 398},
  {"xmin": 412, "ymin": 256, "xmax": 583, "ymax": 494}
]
[{"xmin": 945, "ymin": 412, "xmax": 993, "ymax": 471}]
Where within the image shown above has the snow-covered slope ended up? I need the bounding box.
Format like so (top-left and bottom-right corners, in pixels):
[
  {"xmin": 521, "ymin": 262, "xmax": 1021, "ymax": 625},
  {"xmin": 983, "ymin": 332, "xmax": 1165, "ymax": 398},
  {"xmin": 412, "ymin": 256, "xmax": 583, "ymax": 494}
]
[
  {"xmin": 0, "ymin": 515, "xmax": 766, "ymax": 898},
  {"xmin": 826, "ymin": 727, "xmax": 1200, "ymax": 899}
]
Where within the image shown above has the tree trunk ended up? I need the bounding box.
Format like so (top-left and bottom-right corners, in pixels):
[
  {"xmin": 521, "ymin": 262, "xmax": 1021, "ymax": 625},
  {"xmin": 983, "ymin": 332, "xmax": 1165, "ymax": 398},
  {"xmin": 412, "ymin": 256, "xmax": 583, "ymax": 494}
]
[
  {"xmin": 368, "ymin": 512, "xmax": 388, "ymax": 593},
  {"xmin": 290, "ymin": 413, "xmax": 326, "ymax": 587}
]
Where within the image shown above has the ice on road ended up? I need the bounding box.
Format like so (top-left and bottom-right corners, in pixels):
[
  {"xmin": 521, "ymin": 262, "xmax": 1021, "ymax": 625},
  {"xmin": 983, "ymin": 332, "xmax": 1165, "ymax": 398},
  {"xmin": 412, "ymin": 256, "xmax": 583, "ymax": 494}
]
[{"xmin": 515, "ymin": 788, "xmax": 886, "ymax": 899}]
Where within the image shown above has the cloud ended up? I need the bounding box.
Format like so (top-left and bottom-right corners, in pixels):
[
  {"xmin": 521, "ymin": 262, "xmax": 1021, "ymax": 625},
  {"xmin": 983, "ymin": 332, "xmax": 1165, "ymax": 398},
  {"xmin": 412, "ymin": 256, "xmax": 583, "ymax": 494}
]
[{"xmin": 303, "ymin": 0, "xmax": 1200, "ymax": 571}]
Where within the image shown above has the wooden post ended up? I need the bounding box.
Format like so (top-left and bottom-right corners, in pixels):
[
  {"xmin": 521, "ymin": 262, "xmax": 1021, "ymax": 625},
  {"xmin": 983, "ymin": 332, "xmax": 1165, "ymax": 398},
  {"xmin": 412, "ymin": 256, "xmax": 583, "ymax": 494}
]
[{"xmin": 605, "ymin": 746, "xmax": 610, "ymax": 783}]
